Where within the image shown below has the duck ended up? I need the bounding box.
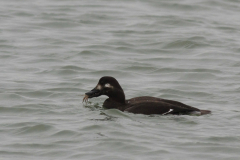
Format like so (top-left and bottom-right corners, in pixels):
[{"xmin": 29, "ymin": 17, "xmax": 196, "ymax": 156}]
[{"xmin": 83, "ymin": 76, "xmax": 211, "ymax": 115}]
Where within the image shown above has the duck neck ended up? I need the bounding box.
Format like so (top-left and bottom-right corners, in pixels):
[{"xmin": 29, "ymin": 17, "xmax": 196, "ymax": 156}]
[{"xmin": 108, "ymin": 88, "xmax": 126, "ymax": 104}]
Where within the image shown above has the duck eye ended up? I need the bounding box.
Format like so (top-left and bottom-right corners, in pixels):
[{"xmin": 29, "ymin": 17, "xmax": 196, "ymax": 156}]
[
  {"xmin": 99, "ymin": 80, "xmax": 104, "ymax": 85},
  {"xmin": 105, "ymin": 83, "xmax": 111, "ymax": 88}
]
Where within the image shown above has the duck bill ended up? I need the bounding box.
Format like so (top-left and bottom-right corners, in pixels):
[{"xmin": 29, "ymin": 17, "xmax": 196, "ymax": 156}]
[{"xmin": 85, "ymin": 88, "xmax": 102, "ymax": 98}]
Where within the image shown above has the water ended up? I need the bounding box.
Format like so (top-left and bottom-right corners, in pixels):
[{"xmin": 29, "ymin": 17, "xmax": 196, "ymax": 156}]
[{"xmin": 1, "ymin": 0, "xmax": 240, "ymax": 159}]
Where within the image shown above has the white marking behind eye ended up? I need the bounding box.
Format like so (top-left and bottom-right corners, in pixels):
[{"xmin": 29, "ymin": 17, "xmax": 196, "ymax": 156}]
[
  {"xmin": 163, "ymin": 109, "xmax": 173, "ymax": 115},
  {"xmin": 105, "ymin": 83, "xmax": 112, "ymax": 88},
  {"xmin": 96, "ymin": 85, "xmax": 102, "ymax": 90}
]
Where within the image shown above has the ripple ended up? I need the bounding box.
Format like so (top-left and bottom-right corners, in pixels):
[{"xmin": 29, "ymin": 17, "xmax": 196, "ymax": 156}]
[
  {"xmin": 163, "ymin": 39, "xmax": 209, "ymax": 49},
  {"xmin": 50, "ymin": 130, "xmax": 78, "ymax": 137},
  {"xmin": 0, "ymin": 106, "xmax": 43, "ymax": 114},
  {"xmin": 56, "ymin": 69, "xmax": 80, "ymax": 75},
  {"xmin": 14, "ymin": 124, "xmax": 55, "ymax": 135},
  {"xmin": 160, "ymin": 89, "xmax": 213, "ymax": 98},
  {"xmin": 90, "ymin": 70, "xmax": 134, "ymax": 77},
  {"xmin": 0, "ymin": 150, "xmax": 31, "ymax": 156},
  {"xmin": 207, "ymin": 136, "xmax": 240, "ymax": 143},
  {"xmin": 60, "ymin": 65, "xmax": 89, "ymax": 71},
  {"xmin": 180, "ymin": 72, "xmax": 218, "ymax": 81},
  {"xmin": 78, "ymin": 50, "xmax": 100, "ymax": 56}
]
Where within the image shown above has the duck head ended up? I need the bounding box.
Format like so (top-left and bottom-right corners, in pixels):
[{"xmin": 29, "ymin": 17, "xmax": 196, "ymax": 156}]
[{"xmin": 84, "ymin": 76, "xmax": 126, "ymax": 104}]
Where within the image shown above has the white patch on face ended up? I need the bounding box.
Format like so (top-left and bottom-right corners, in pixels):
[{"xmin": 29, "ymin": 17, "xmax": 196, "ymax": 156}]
[
  {"xmin": 163, "ymin": 109, "xmax": 173, "ymax": 115},
  {"xmin": 96, "ymin": 85, "xmax": 102, "ymax": 90},
  {"xmin": 104, "ymin": 83, "xmax": 112, "ymax": 88}
]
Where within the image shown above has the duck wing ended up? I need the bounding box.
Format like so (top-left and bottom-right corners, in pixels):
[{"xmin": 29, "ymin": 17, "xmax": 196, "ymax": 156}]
[
  {"xmin": 158, "ymin": 99, "xmax": 200, "ymax": 111},
  {"xmin": 125, "ymin": 96, "xmax": 200, "ymax": 115},
  {"xmin": 124, "ymin": 101, "xmax": 172, "ymax": 115}
]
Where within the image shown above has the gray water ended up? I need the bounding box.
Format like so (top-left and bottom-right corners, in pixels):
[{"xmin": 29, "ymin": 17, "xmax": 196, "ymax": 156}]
[{"xmin": 1, "ymin": 0, "xmax": 240, "ymax": 159}]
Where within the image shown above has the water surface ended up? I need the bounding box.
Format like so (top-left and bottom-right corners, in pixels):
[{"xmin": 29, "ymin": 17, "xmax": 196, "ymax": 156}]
[{"xmin": 1, "ymin": 0, "xmax": 240, "ymax": 159}]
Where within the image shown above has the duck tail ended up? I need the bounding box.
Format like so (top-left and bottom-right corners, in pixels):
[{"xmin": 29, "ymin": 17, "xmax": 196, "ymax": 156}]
[{"xmin": 200, "ymin": 110, "xmax": 211, "ymax": 115}]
